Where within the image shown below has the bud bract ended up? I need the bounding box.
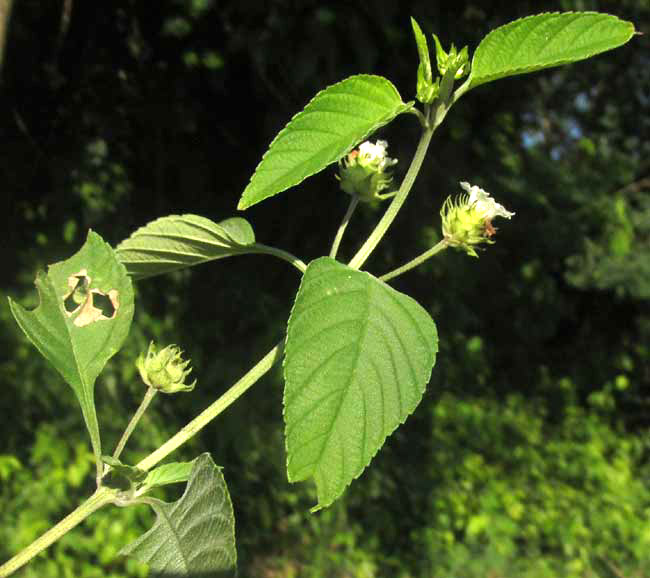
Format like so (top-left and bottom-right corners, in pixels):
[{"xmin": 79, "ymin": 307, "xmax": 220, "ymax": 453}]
[
  {"xmin": 441, "ymin": 182, "xmax": 514, "ymax": 257},
  {"xmin": 136, "ymin": 341, "xmax": 196, "ymax": 393},
  {"xmin": 432, "ymin": 34, "xmax": 470, "ymax": 79},
  {"xmin": 337, "ymin": 140, "xmax": 398, "ymax": 203}
]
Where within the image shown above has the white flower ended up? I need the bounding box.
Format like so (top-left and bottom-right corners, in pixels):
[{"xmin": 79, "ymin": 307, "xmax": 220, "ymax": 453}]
[
  {"xmin": 460, "ymin": 182, "xmax": 514, "ymax": 220},
  {"xmin": 356, "ymin": 140, "xmax": 397, "ymax": 170}
]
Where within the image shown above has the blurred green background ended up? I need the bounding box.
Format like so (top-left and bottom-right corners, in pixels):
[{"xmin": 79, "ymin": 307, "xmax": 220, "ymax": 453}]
[{"xmin": 1, "ymin": 0, "xmax": 649, "ymax": 576}]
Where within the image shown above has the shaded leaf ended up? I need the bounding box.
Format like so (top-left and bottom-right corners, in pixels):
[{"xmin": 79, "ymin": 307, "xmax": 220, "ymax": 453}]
[
  {"xmin": 469, "ymin": 12, "xmax": 635, "ymax": 89},
  {"xmin": 121, "ymin": 453, "xmax": 236, "ymax": 578},
  {"xmin": 238, "ymin": 75, "xmax": 413, "ymax": 210},
  {"xmin": 115, "ymin": 215, "xmax": 255, "ymax": 280},
  {"xmin": 8, "ymin": 231, "xmax": 134, "ymax": 466},
  {"xmin": 283, "ymin": 257, "xmax": 438, "ymax": 510}
]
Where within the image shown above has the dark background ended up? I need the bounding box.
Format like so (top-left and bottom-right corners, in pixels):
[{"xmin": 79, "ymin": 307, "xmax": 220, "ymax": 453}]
[{"xmin": 1, "ymin": 1, "xmax": 649, "ymax": 577}]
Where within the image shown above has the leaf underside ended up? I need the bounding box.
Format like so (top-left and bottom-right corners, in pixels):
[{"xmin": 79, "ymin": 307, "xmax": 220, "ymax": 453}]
[
  {"xmin": 115, "ymin": 214, "xmax": 255, "ymax": 280},
  {"xmin": 8, "ymin": 231, "xmax": 134, "ymax": 463},
  {"xmin": 238, "ymin": 74, "xmax": 413, "ymax": 210},
  {"xmin": 121, "ymin": 453, "xmax": 236, "ymax": 578},
  {"xmin": 469, "ymin": 12, "xmax": 635, "ymax": 89},
  {"xmin": 283, "ymin": 257, "xmax": 438, "ymax": 510}
]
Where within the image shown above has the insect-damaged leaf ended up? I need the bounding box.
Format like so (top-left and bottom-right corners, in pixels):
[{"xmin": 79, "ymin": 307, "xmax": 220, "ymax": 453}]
[{"xmin": 8, "ymin": 231, "xmax": 134, "ymax": 468}]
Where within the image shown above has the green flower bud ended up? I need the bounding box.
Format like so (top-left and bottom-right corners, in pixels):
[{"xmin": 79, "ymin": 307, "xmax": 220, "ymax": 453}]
[
  {"xmin": 337, "ymin": 140, "xmax": 398, "ymax": 203},
  {"xmin": 432, "ymin": 34, "xmax": 470, "ymax": 79},
  {"xmin": 441, "ymin": 182, "xmax": 514, "ymax": 257},
  {"xmin": 136, "ymin": 341, "xmax": 196, "ymax": 393}
]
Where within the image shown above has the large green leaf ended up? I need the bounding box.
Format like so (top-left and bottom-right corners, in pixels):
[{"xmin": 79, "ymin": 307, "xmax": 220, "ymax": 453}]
[
  {"xmin": 115, "ymin": 215, "xmax": 255, "ymax": 280},
  {"xmin": 8, "ymin": 231, "xmax": 134, "ymax": 466},
  {"xmin": 237, "ymin": 75, "xmax": 413, "ymax": 210},
  {"xmin": 121, "ymin": 453, "xmax": 237, "ymax": 578},
  {"xmin": 468, "ymin": 12, "xmax": 635, "ymax": 89},
  {"xmin": 283, "ymin": 257, "xmax": 438, "ymax": 510}
]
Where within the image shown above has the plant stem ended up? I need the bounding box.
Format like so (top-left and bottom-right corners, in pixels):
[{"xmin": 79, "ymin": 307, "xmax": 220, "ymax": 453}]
[
  {"xmin": 136, "ymin": 340, "xmax": 284, "ymax": 472},
  {"xmin": 379, "ymin": 239, "xmax": 449, "ymax": 282},
  {"xmin": 329, "ymin": 195, "xmax": 359, "ymax": 259},
  {"xmin": 112, "ymin": 387, "xmax": 158, "ymax": 462},
  {"xmin": 0, "ymin": 487, "xmax": 115, "ymax": 577},
  {"xmin": 348, "ymin": 125, "xmax": 434, "ymax": 270},
  {"xmin": 250, "ymin": 244, "xmax": 307, "ymax": 273}
]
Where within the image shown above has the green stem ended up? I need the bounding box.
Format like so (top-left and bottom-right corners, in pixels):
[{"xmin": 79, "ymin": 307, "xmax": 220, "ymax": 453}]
[
  {"xmin": 249, "ymin": 244, "xmax": 307, "ymax": 273},
  {"xmin": 379, "ymin": 239, "xmax": 449, "ymax": 282},
  {"xmin": 112, "ymin": 387, "xmax": 158, "ymax": 462},
  {"xmin": 136, "ymin": 341, "xmax": 284, "ymax": 472},
  {"xmin": 0, "ymin": 487, "xmax": 115, "ymax": 578},
  {"xmin": 348, "ymin": 126, "xmax": 434, "ymax": 270},
  {"xmin": 329, "ymin": 195, "xmax": 359, "ymax": 259}
]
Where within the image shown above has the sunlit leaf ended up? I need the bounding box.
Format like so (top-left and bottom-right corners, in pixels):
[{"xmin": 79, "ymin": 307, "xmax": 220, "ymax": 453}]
[
  {"xmin": 115, "ymin": 215, "xmax": 255, "ymax": 280},
  {"xmin": 121, "ymin": 453, "xmax": 236, "ymax": 578},
  {"xmin": 237, "ymin": 75, "xmax": 413, "ymax": 210},
  {"xmin": 468, "ymin": 12, "xmax": 635, "ymax": 89},
  {"xmin": 284, "ymin": 257, "xmax": 438, "ymax": 510},
  {"xmin": 8, "ymin": 231, "xmax": 134, "ymax": 466}
]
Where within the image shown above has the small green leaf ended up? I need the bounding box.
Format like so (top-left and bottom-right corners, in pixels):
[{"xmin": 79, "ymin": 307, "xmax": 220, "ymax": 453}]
[
  {"xmin": 283, "ymin": 257, "xmax": 438, "ymax": 510},
  {"xmin": 115, "ymin": 215, "xmax": 255, "ymax": 280},
  {"xmin": 238, "ymin": 75, "xmax": 413, "ymax": 210},
  {"xmin": 141, "ymin": 460, "xmax": 195, "ymax": 491},
  {"xmin": 468, "ymin": 12, "xmax": 635, "ymax": 89},
  {"xmin": 101, "ymin": 456, "xmax": 147, "ymax": 490},
  {"xmin": 121, "ymin": 453, "xmax": 237, "ymax": 577},
  {"xmin": 8, "ymin": 231, "xmax": 134, "ymax": 468},
  {"xmin": 411, "ymin": 17, "xmax": 437, "ymax": 104}
]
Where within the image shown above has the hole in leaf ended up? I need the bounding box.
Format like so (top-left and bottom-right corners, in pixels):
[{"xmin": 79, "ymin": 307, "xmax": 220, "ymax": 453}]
[
  {"xmin": 64, "ymin": 275, "xmax": 90, "ymax": 313},
  {"xmin": 92, "ymin": 292, "xmax": 116, "ymax": 318}
]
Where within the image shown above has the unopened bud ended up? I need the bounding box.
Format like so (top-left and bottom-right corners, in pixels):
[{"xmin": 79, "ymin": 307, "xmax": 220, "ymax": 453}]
[{"xmin": 136, "ymin": 341, "xmax": 196, "ymax": 393}]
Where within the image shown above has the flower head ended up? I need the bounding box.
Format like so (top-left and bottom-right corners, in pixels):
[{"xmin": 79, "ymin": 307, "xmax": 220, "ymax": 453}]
[
  {"xmin": 337, "ymin": 140, "xmax": 398, "ymax": 203},
  {"xmin": 136, "ymin": 341, "xmax": 196, "ymax": 393},
  {"xmin": 441, "ymin": 182, "xmax": 514, "ymax": 257}
]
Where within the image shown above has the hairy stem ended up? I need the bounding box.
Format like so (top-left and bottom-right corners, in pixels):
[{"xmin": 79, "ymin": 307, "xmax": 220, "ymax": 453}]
[
  {"xmin": 348, "ymin": 126, "xmax": 434, "ymax": 270},
  {"xmin": 112, "ymin": 387, "xmax": 158, "ymax": 462},
  {"xmin": 249, "ymin": 244, "xmax": 307, "ymax": 273},
  {"xmin": 0, "ymin": 488, "xmax": 115, "ymax": 577},
  {"xmin": 329, "ymin": 195, "xmax": 359, "ymax": 259},
  {"xmin": 136, "ymin": 340, "xmax": 284, "ymax": 471},
  {"xmin": 379, "ymin": 239, "xmax": 449, "ymax": 282}
]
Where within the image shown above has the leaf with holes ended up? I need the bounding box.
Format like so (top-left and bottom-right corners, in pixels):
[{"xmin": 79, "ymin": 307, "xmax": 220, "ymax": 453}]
[
  {"xmin": 8, "ymin": 231, "xmax": 134, "ymax": 468},
  {"xmin": 467, "ymin": 12, "xmax": 635, "ymax": 89},
  {"xmin": 237, "ymin": 75, "xmax": 413, "ymax": 210},
  {"xmin": 120, "ymin": 453, "xmax": 237, "ymax": 578},
  {"xmin": 283, "ymin": 257, "xmax": 438, "ymax": 510},
  {"xmin": 115, "ymin": 215, "xmax": 255, "ymax": 280}
]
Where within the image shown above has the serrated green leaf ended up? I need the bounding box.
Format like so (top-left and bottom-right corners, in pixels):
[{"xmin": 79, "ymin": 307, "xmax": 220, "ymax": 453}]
[
  {"xmin": 283, "ymin": 257, "xmax": 438, "ymax": 510},
  {"xmin": 141, "ymin": 460, "xmax": 196, "ymax": 491},
  {"xmin": 121, "ymin": 453, "xmax": 236, "ymax": 578},
  {"xmin": 8, "ymin": 231, "xmax": 134, "ymax": 468},
  {"xmin": 468, "ymin": 12, "xmax": 635, "ymax": 89},
  {"xmin": 115, "ymin": 215, "xmax": 255, "ymax": 280},
  {"xmin": 238, "ymin": 75, "xmax": 413, "ymax": 210}
]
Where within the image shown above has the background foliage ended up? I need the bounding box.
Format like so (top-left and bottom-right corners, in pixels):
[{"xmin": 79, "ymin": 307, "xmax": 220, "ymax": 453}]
[{"xmin": 1, "ymin": 0, "xmax": 649, "ymax": 576}]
